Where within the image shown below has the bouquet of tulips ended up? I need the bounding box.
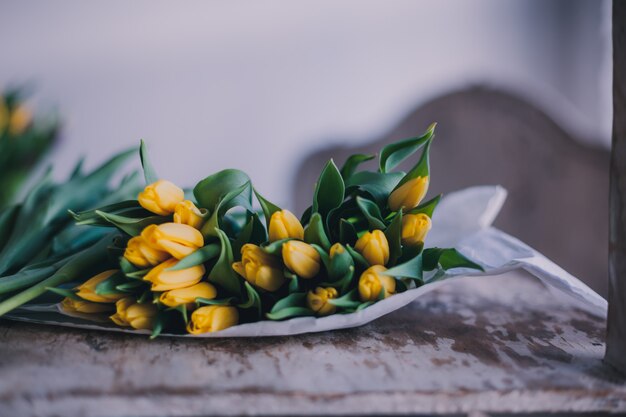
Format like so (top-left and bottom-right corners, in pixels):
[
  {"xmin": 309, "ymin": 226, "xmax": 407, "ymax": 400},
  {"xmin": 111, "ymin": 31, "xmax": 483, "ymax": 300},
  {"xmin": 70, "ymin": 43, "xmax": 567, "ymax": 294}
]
[
  {"xmin": 0, "ymin": 124, "xmax": 481, "ymax": 337},
  {"xmin": 0, "ymin": 123, "xmax": 481, "ymax": 337}
]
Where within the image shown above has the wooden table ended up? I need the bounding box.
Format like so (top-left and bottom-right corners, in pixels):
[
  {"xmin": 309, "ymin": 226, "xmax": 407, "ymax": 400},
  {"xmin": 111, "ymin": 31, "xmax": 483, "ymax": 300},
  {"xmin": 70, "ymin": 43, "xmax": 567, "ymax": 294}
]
[{"xmin": 1, "ymin": 270, "xmax": 624, "ymax": 417}]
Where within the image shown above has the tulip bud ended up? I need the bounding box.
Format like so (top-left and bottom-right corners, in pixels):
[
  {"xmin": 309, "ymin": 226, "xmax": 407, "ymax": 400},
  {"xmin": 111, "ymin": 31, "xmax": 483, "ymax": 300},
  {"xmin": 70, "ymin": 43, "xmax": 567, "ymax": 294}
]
[
  {"xmin": 159, "ymin": 282, "xmax": 217, "ymax": 309},
  {"xmin": 61, "ymin": 297, "xmax": 114, "ymax": 314},
  {"xmin": 75, "ymin": 270, "xmax": 125, "ymax": 303},
  {"xmin": 174, "ymin": 200, "xmax": 207, "ymax": 229},
  {"xmin": 268, "ymin": 210, "xmax": 304, "ymax": 242},
  {"xmin": 401, "ymin": 213, "xmax": 432, "ymax": 246},
  {"xmin": 144, "ymin": 258, "xmax": 205, "ymax": 291},
  {"xmin": 328, "ymin": 243, "xmax": 353, "ymax": 279},
  {"xmin": 124, "ymin": 236, "xmax": 169, "ymax": 268},
  {"xmin": 8, "ymin": 105, "xmax": 32, "ymax": 136},
  {"xmin": 110, "ymin": 297, "xmax": 157, "ymax": 330},
  {"xmin": 355, "ymin": 230, "xmax": 390, "ymax": 266},
  {"xmin": 282, "ymin": 240, "xmax": 321, "ymax": 279},
  {"xmin": 141, "ymin": 223, "xmax": 204, "ymax": 260},
  {"xmin": 306, "ymin": 287, "xmax": 338, "ymax": 316},
  {"xmin": 232, "ymin": 244, "xmax": 285, "ymax": 292},
  {"xmin": 358, "ymin": 265, "xmax": 396, "ymax": 302},
  {"xmin": 388, "ymin": 176, "xmax": 429, "ymax": 212},
  {"xmin": 187, "ymin": 305, "xmax": 239, "ymax": 334},
  {"xmin": 138, "ymin": 180, "xmax": 185, "ymax": 216}
]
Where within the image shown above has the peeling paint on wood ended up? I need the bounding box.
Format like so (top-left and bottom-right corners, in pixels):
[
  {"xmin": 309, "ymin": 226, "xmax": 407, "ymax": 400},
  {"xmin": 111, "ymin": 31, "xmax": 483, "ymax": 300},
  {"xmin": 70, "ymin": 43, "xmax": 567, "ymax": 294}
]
[{"xmin": 0, "ymin": 270, "xmax": 624, "ymax": 416}]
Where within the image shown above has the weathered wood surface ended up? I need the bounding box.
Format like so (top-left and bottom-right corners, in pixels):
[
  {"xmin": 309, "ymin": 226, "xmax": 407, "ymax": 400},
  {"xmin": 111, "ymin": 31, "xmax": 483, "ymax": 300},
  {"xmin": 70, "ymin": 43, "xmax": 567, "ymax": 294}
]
[
  {"xmin": 0, "ymin": 270, "xmax": 623, "ymax": 417},
  {"xmin": 606, "ymin": 0, "xmax": 626, "ymax": 375}
]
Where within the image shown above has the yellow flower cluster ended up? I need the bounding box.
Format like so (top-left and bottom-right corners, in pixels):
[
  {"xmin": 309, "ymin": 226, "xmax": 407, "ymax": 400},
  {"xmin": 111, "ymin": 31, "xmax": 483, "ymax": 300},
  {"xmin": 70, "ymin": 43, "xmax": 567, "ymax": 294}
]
[{"xmin": 64, "ymin": 180, "xmax": 238, "ymax": 334}]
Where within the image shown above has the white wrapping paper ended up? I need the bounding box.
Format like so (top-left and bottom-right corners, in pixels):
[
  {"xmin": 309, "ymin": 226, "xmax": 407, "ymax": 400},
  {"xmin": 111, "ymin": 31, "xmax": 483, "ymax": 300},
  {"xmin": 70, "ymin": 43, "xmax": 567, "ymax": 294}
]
[{"xmin": 5, "ymin": 185, "xmax": 606, "ymax": 337}]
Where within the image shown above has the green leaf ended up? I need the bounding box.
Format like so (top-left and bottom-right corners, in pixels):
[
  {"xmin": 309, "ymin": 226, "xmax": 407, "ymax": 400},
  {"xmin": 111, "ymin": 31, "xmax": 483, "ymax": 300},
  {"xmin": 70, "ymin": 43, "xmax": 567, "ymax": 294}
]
[
  {"xmin": 95, "ymin": 270, "xmax": 128, "ymax": 295},
  {"xmin": 270, "ymin": 292, "xmax": 307, "ymax": 312},
  {"xmin": 312, "ymin": 160, "xmax": 345, "ymax": 221},
  {"xmin": 196, "ymin": 296, "xmax": 237, "ymax": 306},
  {"xmin": 355, "ymin": 196, "xmax": 386, "ymax": 230},
  {"xmin": 406, "ymin": 194, "xmax": 442, "ymax": 217},
  {"xmin": 194, "ymin": 169, "xmax": 252, "ymax": 211},
  {"xmin": 238, "ymin": 282, "xmax": 262, "ymax": 319},
  {"xmin": 345, "ymin": 245, "xmax": 370, "ymax": 269},
  {"xmin": 254, "ymin": 188, "xmax": 281, "ymax": 228},
  {"xmin": 345, "ymin": 171, "xmax": 404, "ymax": 206},
  {"xmin": 322, "ymin": 265, "xmax": 355, "ymax": 294},
  {"xmin": 303, "ymin": 212, "xmax": 331, "ymax": 251},
  {"xmin": 356, "ymin": 301, "xmax": 375, "ymax": 311},
  {"xmin": 46, "ymin": 286, "xmax": 78, "ymax": 299},
  {"xmin": 422, "ymin": 248, "xmax": 483, "ymax": 271},
  {"xmin": 200, "ymin": 181, "xmax": 253, "ymax": 238},
  {"xmin": 95, "ymin": 210, "xmax": 169, "ymax": 236},
  {"xmin": 167, "ymin": 243, "xmax": 220, "ymax": 271},
  {"xmin": 340, "ymin": 154, "xmax": 375, "ymax": 180},
  {"xmin": 382, "ymin": 252, "xmax": 423, "ymax": 281},
  {"xmin": 393, "ymin": 138, "xmax": 433, "ymax": 191},
  {"xmin": 384, "ymin": 209, "xmax": 403, "ymax": 266},
  {"xmin": 339, "ymin": 219, "xmax": 358, "ymax": 245},
  {"xmin": 328, "ymin": 288, "xmax": 360, "ymax": 309},
  {"xmin": 208, "ymin": 229, "xmax": 242, "ymax": 295},
  {"xmin": 150, "ymin": 312, "xmax": 164, "ymax": 339},
  {"xmin": 232, "ymin": 213, "xmax": 266, "ymax": 257},
  {"xmin": 116, "ymin": 280, "xmax": 145, "ymax": 292},
  {"xmin": 70, "ymin": 200, "xmax": 142, "ymax": 224},
  {"xmin": 266, "ymin": 307, "xmax": 314, "ymax": 321},
  {"xmin": 261, "ymin": 238, "xmax": 292, "ymax": 255},
  {"xmin": 0, "ymin": 205, "xmax": 19, "ymax": 252},
  {"xmin": 311, "ymin": 244, "xmax": 331, "ymax": 272},
  {"xmin": 379, "ymin": 123, "xmax": 436, "ymax": 173},
  {"xmin": 139, "ymin": 140, "xmax": 158, "ymax": 185}
]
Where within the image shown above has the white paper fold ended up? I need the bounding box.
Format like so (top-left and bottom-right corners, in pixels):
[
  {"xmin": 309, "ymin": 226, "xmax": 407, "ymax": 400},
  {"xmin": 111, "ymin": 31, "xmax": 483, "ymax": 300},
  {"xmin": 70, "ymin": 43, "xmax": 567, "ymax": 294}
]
[{"xmin": 5, "ymin": 185, "xmax": 606, "ymax": 337}]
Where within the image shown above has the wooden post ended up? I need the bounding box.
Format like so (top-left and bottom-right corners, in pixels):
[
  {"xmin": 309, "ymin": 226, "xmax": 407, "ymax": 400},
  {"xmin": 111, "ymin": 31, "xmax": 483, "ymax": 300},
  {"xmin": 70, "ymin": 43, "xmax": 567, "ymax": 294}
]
[{"xmin": 606, "ymin": 0, "xmax": 626, "ymax": 374}]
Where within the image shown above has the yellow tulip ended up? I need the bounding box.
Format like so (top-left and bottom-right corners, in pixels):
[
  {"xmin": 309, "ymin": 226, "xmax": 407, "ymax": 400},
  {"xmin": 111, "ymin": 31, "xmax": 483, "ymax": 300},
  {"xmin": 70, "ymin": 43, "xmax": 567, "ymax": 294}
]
[
  {"xmin": 159, "ymin": 282, "xmax": 217, "ymax": 309},
  {"xmin": 358, "ymin": 265, "xmax": 396, "ymax": 301},
  {"xmin": 138, "ymin": 180, "xmax": 185, "ymax": 216},
  {"xmin": 268, "ymin": 209, "xmax": 304, "ymax": 242},
  {"xmin": 141, "ymin": 223, "xmax": 204, "ymax": 260},
  {"xmin": 330, "ymin": 243, "xmax": 345, "ymax": 258},
  {"xmin": 8, "ymin": 105, "xmax": 32, "ymax": 136},
  {"xmin": 110, "ymin": 297, "xmax": 157, "ymax": 330},
  {"xmin": 282, "ymin": 240, "xmax": 321, "ymax": 279},
  {"xmin": 124, "ymin": 236, "xmax": 169, "ymax": 268},
  {"xmin": 401, "ymin": 213, "xmax": 432, "ymax": 246},
  {"xmin": 110, "ymin": 297, "xmax": 135, "ymax": 326},
  {"xmin": 232, "ymin": 244, "xmax": 285, "ymax": 292},
  {"xmin": 187, "ymin": 305, "xmax": 239, "ymax": 334},
  {"xmin": 61, "ymin": 297, "xmax": 113, "ymax": 314},
  {"xmin": 144, "ymin": 258, "xmax": 205, "ymax": 291},
  {"xmin": 388, "ymin": 176, "xmax": 429, "ymax": 212},
  {"xmin": 306, "ymin": 287, "xmax": 338, "ymax": 316},
  {"xmin": 174, "ymin": 200, "xmax": 207, "ymax": 229},
  {"xmin": 75, "ymin": 270, "xmax": 125, "ymax": 303},
  {"xmin": 355, "ymin": 230, "xmax": 389, "ymax": 266}
]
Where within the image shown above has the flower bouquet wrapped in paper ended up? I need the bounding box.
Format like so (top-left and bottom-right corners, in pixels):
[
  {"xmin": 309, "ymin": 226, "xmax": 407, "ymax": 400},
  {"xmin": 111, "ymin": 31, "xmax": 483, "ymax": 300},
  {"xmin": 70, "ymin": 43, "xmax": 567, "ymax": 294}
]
[
  {"xmin": 0, "ymin": 122, "xmax": 605, "ymax": 338},
  {"xmin": 0, "ymin": 123, "xmax": 490, "ymax": 337}
]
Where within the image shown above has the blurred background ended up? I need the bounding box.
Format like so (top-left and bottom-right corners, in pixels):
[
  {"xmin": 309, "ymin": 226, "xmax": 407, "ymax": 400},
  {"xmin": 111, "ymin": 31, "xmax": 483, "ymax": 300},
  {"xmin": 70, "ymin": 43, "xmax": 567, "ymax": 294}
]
[{"xmin": 0, "ymin": 0, "xmax": 612, "ymax": 296}]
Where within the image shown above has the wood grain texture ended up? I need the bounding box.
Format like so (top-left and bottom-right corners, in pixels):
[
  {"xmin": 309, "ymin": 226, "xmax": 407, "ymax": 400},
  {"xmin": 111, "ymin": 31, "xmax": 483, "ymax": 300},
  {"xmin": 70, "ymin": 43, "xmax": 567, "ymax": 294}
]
[
  {"xmin": 0, "ymin": 270, "xmax": 623, "ymax": 417},
  {"xmin": 606, "ymin": 0, "xmax": 626, "ymax": 374}
]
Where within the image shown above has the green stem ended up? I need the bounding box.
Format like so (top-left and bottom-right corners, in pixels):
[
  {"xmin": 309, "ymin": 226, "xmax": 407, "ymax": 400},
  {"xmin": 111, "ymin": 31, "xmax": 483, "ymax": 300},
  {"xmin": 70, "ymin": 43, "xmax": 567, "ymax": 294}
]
[
  {"xmin": 0, "ymin": 256, "xmax": 72, "ymax": 295},
  {"xmin": 0, "ymin": 234, "xmax": 118, "ymax": 317}
]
